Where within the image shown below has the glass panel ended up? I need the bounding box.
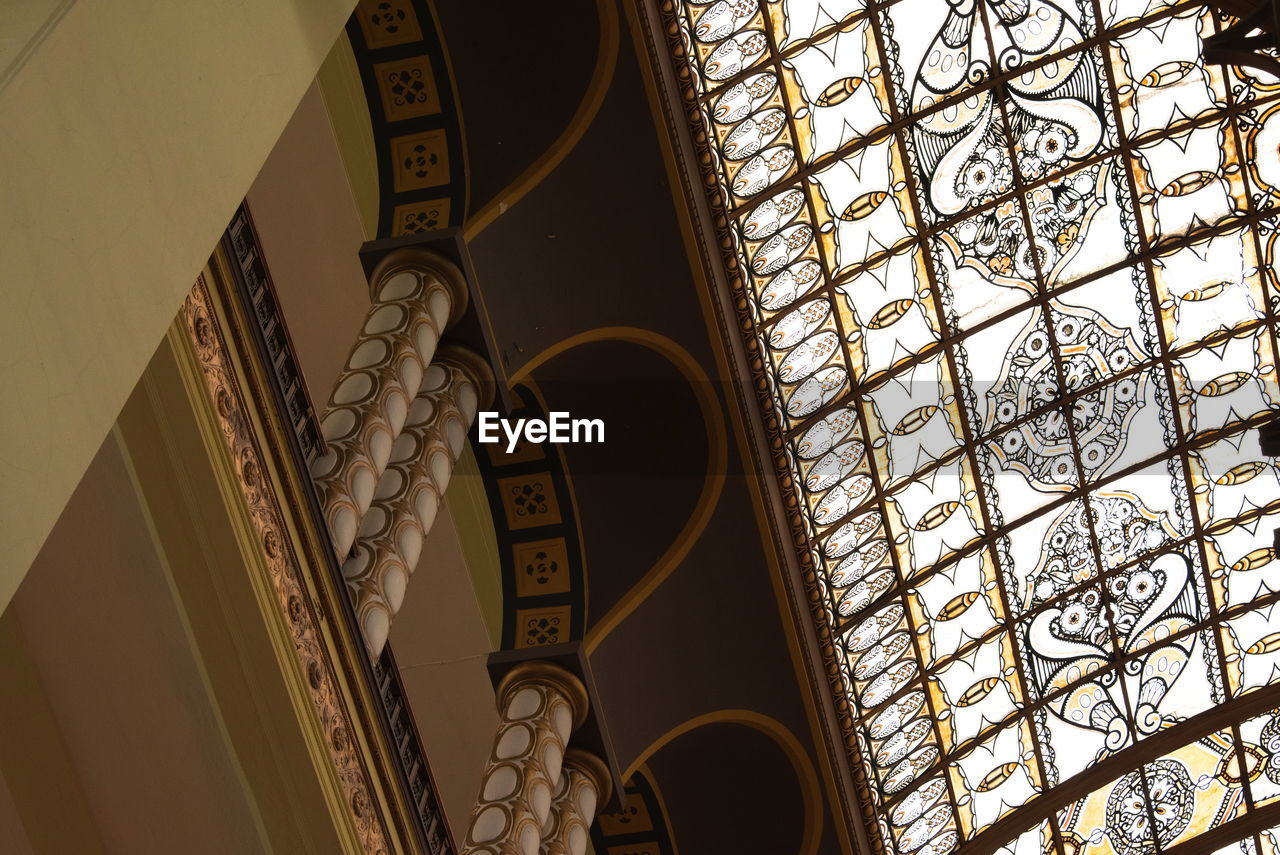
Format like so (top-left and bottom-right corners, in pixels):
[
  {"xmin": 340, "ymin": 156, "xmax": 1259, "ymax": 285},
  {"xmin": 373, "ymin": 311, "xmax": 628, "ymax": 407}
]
[
  {"xmin": 1139, "ymin": 732, "xmax": 1249, "ymax": 851},
  {"xmin": 666, "ymin": 0, "xmax": 1280, "ymax": 853},
  {"xmin": 1057, "ymin": 766, "xmax": 1154, "ymax": 855},
  {"xmin": 994, "ymin": 820, "xmax": 1056, "ymax": 855}
]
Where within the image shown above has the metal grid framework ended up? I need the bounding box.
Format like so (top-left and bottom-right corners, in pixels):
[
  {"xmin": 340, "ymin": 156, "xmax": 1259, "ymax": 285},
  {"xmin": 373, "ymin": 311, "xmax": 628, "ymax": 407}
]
[{"xmin": 666, "ymin": 1, "xmax": 1280, "ymax": 854}]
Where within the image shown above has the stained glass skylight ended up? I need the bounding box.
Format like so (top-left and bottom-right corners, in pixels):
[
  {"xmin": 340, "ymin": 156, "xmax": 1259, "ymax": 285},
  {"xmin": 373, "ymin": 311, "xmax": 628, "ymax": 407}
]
[{"xmin": 665, "ymin": 1, "xmax": 1280, "ymax": 853}]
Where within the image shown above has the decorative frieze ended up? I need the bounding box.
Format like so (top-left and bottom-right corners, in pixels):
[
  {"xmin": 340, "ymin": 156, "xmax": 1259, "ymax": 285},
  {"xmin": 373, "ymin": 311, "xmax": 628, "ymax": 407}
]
[{"xmin": 181, "ymin": 275, "xmax": 393, "ymax": 854}]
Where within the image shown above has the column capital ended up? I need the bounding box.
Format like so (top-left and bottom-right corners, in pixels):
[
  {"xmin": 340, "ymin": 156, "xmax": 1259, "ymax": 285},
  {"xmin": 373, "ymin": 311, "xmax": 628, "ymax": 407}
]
[
  {"xmin": 562, "ymin": 748, "xmax": 613, "ymax": 814},
  {"xmin": 497, "ymin": 661, "xmax": 590, "ymax": 732},
  {"xmin": 366, "ymin": 246, "xmax": 469, "ymax": 328},
  {"xmin": 435, "ymin": 344, "xmax": 497, "ymax": 411},
  {"xmin": 486, "ymin": 643, "xmax": 624, "ymax": 811},
  {"xmin": 358, "ymin": 229, "xmax": 514, "ymax": 413}
]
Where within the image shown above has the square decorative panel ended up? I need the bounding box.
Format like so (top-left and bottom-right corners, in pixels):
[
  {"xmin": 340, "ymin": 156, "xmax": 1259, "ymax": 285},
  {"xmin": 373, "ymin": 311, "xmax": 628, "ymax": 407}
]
[
  {"xmin": 392, "ymin": 200, "xmax": 451, "ymax": 235},
  {"xmin": 605, "ymin": 847, "xmax": 659, "ymax": 855},
  {"xmin": 496, "ymin": 474, "xmax": 561, "ymax": 530},
  {"xmin": 598, "ymin": 789, "xmax": 654, "ymax": 836},
  {"xmin": 513, "ymin": 538, "xmax": 571, "ymax": 597},
  {"xmin": 515, "ymin": 606, "xmax": 570, "ymax": 648},
  {"xmin": 355, "ymin": 0, "xmax": 423, "ymax": 49},
  {"xmin": 391, "ymin": 130, "xmax": 450, "ymax": 192},
  {"xmin": 375, "ymin": 57, "xmax": 441, "ymax": 122}
]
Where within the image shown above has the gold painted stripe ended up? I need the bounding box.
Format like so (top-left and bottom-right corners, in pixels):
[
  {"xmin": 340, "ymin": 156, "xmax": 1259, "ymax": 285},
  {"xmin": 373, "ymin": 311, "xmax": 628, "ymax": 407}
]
[
  {"xmin": 462, "ymin": 0, "xmax": 620, "ymax": 237},
  {"xmin": 508, "ymin": 327, "xmax": 728, "ymax": 657},
  {"xmin": 625, "ymin": 710, "xmax": 824, "ymax": 855}
]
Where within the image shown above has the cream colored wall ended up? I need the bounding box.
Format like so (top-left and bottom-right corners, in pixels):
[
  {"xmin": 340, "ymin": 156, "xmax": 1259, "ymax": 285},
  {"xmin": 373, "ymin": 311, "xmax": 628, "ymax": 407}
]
[
  {"xmin": 0, "ymin": 0, "xmax": 74, "ymax": 90},
  {"xmin": 4, "ymin": 435, "xmax": 269, "ymax": 855},
  {"xmin": 447, "ymin": 447, "xmax": 505, "ymax": 649},
  {"xmin": 315, "ymin": 37, "xmax": 381, "ymax": 240},
  {"xmin": 390, "ymin": 501, "xmax": 501, "ymax": 836},
  {"xmin": 0, "ymin": 606, "xmax": 108, "ymax": 855},
  {"xmin": 247, "ymin": 82, "xmax": 373, "ymax": 404},
  {"xmin": 0, "ymin": 0, "xmax": 356, "ymax": 616}
]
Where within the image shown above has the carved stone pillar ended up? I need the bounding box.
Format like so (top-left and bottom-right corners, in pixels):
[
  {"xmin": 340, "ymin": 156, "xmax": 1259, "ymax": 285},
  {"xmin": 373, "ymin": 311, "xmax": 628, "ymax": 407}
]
[
  {"xmin": 342, "ymin": 346, "xmax": 494, "ymax": 656},
  {"xmin": 461, "ymin": 663, "xmax": 589, "ymax": 855},
  {"xmin": 540, "ymin": 749, "xmax": 611, "ymax": 855},
  {"xmin": 311, "ymin": 248, "xmax": 468, "ymax": 558}
]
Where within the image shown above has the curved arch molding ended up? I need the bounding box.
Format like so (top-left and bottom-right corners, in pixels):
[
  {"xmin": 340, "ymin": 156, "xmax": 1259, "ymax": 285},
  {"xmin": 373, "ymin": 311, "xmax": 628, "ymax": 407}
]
[
  {"xmin": 625, "ymin": 710, "xmax": 823, "ymax": 855},
  {"xmin": 507, "ymin": 326, "xmax": 727, "ymax": 656},
  {"xmin": 484, "ymin": 324, "xmax": 728, "ymax": 654},
  {"xmin": 462, "ymin": 0, "xmax": 619, "ymax": 240},
  {"xmin": 345, "ymin": 0, "xmax": 467, "ymax": 237},
  {"xmin": 344, "ymin": 0, "xmax": 617, "ymax": 240}
]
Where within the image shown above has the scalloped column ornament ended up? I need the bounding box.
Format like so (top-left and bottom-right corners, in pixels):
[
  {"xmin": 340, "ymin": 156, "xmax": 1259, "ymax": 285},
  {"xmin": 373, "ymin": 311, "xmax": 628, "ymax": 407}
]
[
  {"xmin": 310, "ymin": 248, "xmax": 469, "ymax": 558},
  {"xmin": 461, "ymin": 663, "xmax": 589, "ymax": 855},
  {"xmin": 343, "ymin": 346, "xmax": 495, "ymax": 655},
  {"xmin": 539, "ymin": 749, "xmax": 611, "ymax": 855}
]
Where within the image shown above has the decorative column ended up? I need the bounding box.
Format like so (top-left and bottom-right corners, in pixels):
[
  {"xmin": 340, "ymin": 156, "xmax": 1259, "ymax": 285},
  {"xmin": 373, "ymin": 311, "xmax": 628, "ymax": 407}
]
[
  {"xmin": 462, "ymin": 662, "xmax": 589, "ymax": 855},
  {"xmin": 540, "ymin": 749, "xmax": 612, "ymax": 855},
  {"xmin": 342, "ymin": 346, "xmax": 495, "ymax": 656},
  {"xmin": 310, "ymin": 248, "xmax": 468, "ymax": 558}
]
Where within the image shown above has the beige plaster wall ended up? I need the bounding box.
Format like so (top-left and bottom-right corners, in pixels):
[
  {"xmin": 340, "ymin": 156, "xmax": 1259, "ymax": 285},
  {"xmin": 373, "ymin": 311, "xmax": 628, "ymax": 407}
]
[
  {"xmin": 0, "ymin": 0, "xmax": 74, "ymax": 90},
  {"xmin": 0, "ymin": 767, "xmax": 35, "ymax": 855},
  {"xmin": 390, "ymin": 500, "xmax": 501, "ymax": 836},
  {"xmin": 246, "ymin": 82, "xmax": 372, "ymax": 405},
  {"xmin": 0, "ymin": 0, "xmax": 356, "ymax": 616},
  {"xmin": 6, "ymin": 436, "xmax": 268, "ymax": 855},
  {"xmin": 315, "ymin": 37, "xmax": 382, "ymax": 240}
]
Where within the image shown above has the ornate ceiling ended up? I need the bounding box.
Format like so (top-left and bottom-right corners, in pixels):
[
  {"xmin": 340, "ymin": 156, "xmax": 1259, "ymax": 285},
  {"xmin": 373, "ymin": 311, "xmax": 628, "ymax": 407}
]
[
  {"xmin": 655, "ymin": 0, "xmax": 1280, "ymax": 854},
  {"xmin": 330, "ymin": 0, "xmax": 1280, "ymax": 852}
]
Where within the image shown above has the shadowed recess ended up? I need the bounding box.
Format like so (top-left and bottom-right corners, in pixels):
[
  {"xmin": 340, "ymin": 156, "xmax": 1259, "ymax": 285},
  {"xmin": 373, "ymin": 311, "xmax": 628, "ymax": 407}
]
[
  {"xmin": 432, "ymin": 0, "xmax": 600, "ymax": 217},
  {"xmin": 524, "ymin": 338, "xmax": 709, "ymax": 627},
  {"xmin": 646, "ymin": 720, "xmax": 811, "ymax": 855},
  {"xmin": 465, "ymin": 41, "xmax": 697, "ymax": 369}
]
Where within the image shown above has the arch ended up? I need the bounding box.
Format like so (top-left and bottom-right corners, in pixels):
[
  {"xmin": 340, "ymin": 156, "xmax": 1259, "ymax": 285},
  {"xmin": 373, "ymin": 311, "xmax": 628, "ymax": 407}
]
[
  {"xmin": 343, "ymin": 0, "xmax": 468, "ymax": 237},
  {"xmin": 462, "ymin": 0, "xmax": 620, "ymax": 240},
  {"xmin": 626, "ymin": 710, "xmax": 823, "ymax": 855},
  {"xmin": 472, "ymin": 383, "xmax": 588, "ymax": 649},
  {"xmin": 506, "ymin": 326, "xmax": 727, "ymax": 654}
]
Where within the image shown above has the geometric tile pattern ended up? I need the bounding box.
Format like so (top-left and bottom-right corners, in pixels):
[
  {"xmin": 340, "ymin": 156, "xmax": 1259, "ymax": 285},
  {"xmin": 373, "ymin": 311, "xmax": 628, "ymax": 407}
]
[
  {"xmin": 347, "ymin": 0, "xmax": 465, "ymax": 235},
  {"xmin": 474, "ymin": 385, "xmax": 586, "ymax": 649},
  {"xmin": 592, "ymin": 769, "xmax": 677, "ymax": 855}
]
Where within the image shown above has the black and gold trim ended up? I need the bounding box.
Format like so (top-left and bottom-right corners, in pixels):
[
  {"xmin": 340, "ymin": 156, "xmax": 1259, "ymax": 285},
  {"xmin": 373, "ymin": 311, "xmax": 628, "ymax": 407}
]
[
  {"xmin": 345, "ymin": 0, "xmax": 467, "ymax": 237},
  {"xmin": 473, "ymin": 385, "xmax": 587, "ymax": 650},
  {"xmin": 591, "ymin": 768, "xmax": 677, "ymax": 855}
]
